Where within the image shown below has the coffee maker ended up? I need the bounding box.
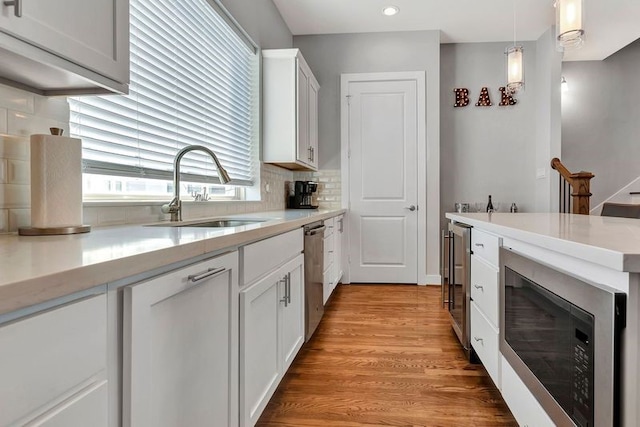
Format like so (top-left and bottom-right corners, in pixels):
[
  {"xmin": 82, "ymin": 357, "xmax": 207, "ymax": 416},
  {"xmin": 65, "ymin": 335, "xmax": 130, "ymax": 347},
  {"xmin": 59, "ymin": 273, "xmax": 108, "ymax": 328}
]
[{"xmin": 288, "ymin": 181, "xmax": 319, "ymax": 209}]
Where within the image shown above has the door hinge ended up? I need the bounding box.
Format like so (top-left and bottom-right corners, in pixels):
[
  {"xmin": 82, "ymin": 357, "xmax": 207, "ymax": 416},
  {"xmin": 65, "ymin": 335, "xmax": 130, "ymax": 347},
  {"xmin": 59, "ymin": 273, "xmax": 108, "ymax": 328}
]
[
  {"xmin": 346, "ymin": 95, "xmax": 352, "ymax": 105},
  {"xmin": 347, "ymin": 148, "xmax": 351, "ymax": 158}
]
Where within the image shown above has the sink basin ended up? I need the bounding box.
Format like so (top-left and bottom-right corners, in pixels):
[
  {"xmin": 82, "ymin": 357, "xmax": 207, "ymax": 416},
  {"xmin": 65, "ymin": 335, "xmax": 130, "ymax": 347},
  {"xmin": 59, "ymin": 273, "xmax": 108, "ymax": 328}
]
[{"xmin": 148, "ymin": 219, "xmax": 268, "ymax": 228}]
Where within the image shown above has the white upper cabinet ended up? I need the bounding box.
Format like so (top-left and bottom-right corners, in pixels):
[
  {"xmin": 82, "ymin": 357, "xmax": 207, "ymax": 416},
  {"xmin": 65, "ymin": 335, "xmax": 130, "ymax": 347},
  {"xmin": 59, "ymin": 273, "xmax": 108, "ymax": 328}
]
[
  {"xmin": 263, "ymin": 48, "xmax": 319, "ymax": 171},
  {"xmin": 0, "ymin": 0, "xmax": 129, "ymax": 95}
]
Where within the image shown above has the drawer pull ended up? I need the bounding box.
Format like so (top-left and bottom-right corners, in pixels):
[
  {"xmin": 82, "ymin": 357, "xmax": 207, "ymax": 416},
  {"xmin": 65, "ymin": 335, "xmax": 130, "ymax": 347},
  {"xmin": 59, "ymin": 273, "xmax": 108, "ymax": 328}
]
[
  {"xmin": 474, "ymin": 243, "xmax": 484, "ymax": 248},
  {"xmin": 474, "ymin": 336, "xmax": 484, "ymax": 344},
  {"xmin": 474, "ymin": 284, "xmax": 484, "ymax": 291},
  {"xmin": 188, "ymin": 267, "xmax": 226, "ymax": 283},
  {"xmin": 3, "ymin": 0, "xmax": 21, "ymax": 17}
]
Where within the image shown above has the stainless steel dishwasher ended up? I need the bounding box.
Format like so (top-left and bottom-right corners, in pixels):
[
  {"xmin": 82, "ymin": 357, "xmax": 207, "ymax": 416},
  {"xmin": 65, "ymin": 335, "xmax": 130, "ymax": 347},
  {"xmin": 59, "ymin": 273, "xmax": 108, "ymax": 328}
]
[{"xmin": 304, "ymin": 221, "xmax": 325, "ymax": 341}]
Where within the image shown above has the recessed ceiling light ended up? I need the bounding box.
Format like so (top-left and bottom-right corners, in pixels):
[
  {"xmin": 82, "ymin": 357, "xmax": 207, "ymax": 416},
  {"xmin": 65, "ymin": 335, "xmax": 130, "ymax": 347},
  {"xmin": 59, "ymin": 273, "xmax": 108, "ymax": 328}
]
[{"xmin": 382, "ymin": 6, "xmax": 399, "ymax": 16}]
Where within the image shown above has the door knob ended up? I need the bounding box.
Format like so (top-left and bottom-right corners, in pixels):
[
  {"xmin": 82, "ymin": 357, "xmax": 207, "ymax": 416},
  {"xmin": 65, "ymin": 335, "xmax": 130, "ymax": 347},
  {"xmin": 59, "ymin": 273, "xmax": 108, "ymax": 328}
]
[{"xmin": 405, "ymin": 205, "xmax": 416, "ymax": 212}]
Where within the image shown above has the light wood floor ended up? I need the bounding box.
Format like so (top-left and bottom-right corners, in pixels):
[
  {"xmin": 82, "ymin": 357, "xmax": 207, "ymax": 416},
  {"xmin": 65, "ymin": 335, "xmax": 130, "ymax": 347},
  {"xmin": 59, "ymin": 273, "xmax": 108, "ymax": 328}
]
[{"xmin": 257, "ymin": 284, "xmax": 517, "ymax": 427}]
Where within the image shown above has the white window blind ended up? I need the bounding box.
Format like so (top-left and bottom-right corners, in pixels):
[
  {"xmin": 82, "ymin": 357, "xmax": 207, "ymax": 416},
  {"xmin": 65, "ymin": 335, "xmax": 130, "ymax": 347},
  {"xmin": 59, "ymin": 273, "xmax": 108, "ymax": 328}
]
[{"xmin": 70, "ymin": 0, "xmax": 258, "ymax": 186}]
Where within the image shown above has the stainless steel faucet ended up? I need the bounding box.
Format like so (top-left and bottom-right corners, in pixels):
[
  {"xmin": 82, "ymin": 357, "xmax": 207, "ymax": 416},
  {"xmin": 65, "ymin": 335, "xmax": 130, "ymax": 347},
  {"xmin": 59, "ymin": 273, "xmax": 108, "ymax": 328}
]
[{"xmin": 161, "ymin": 145, "xmax": 231, "ymax": 221}]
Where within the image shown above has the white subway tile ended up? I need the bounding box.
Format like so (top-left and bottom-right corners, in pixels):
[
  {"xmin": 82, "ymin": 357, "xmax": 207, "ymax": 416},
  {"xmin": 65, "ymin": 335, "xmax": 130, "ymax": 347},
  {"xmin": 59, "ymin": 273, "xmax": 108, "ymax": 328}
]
[
  {"xmin": 8, "ymin": 208, "xmax": 30, "ymax": 231},
  {"xmin": 7, "ymin": 159, "xmax": 29, "ymax": 184},
  {"xmin": 0, "ymin": 184, "xmax": 29, "ymax": 208},
  {"xmin": 0, "ymin": 85, "xmax": 35, "ymax": 113},
  {"xmin": 0, "ymin": 209, "xmax": 8, "ymax": 233},
  {"xmin": 97, "ymin": 207, "xmax": 126, "ymax": 226},
  {"xmin": 7, "ymin": 111, "xmax": 59, "ymax": 137},
  {"xmin": 0, "ymin": 136, "xmax": 29, "ymax": 160},
  {"xmin": 34, "ymin": 97, "xmax": 70, "ymax": 122},
  {"xmin": 83, "ymin": 206, "xmax": 99, "ymax": 226},
  {"xmin": 0, "ymin": 108, "xmax": 7, "ymax": 134},
  {"xmin": 0, "ymin": 159, "xmax": 6, "ymax": 184},
  {"xmin": 126, "ymin": 205, "xmax": 160, "ymax": 224}
]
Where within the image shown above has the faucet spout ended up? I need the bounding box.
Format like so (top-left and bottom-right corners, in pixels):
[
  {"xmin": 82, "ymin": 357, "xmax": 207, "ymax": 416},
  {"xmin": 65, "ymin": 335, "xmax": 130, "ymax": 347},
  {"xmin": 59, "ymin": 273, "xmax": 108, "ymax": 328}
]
[{"xmin": 161, "ymin": 145, "xmax": 231, "ymax": 221}]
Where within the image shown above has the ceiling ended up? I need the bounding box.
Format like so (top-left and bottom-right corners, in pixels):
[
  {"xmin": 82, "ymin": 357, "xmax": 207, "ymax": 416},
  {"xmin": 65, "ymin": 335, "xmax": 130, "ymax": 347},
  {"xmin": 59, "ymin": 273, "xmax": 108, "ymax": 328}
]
[{"xmin": 272, "ymin": 0, "xmax": 640, "ymax": 61}]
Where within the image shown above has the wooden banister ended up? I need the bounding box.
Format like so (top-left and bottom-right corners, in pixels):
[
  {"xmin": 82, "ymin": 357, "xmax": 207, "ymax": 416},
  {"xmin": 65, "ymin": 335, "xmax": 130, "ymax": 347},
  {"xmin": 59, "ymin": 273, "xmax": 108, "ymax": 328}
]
[{"xmin": 550, "ymin": 158, "xmax": 595, "ymax": 215}]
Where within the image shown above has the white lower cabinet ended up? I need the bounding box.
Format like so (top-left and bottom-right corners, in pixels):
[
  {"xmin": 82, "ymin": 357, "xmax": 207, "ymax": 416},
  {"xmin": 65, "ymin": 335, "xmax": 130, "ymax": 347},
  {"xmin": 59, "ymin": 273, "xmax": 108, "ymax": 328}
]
[
  {"xmin": 123, "ymin": 251, "xmax": 239, "ymax": 427},
  {"xmin": 333, "ymin": 214, "xmax": 344, "ymax": 288},
  {"xmin": 0, "ymin": 293, "xmax": 108, "ymax": 427},
  {"xmin": 501, "ymin": 356, "xmax": 555, "ymax": 427},
  {"xmin": 240, "ymin": 253, "xmax": 304, "ymax": 427}
]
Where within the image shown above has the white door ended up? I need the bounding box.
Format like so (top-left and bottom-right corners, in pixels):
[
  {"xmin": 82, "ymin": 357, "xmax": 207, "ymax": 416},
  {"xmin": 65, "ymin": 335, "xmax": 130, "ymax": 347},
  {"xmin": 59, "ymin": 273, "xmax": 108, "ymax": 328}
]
[{"xmin": 346, "ymin": 77, "xmax": 419, "ymax": 283}]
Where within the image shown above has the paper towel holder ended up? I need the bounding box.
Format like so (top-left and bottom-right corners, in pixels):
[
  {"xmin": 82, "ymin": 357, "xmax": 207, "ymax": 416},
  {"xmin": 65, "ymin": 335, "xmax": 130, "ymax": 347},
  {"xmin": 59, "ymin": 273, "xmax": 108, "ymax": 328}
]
[{"xmin": 18, "ymin": 130, "xmax": 91, "ymax": 236}]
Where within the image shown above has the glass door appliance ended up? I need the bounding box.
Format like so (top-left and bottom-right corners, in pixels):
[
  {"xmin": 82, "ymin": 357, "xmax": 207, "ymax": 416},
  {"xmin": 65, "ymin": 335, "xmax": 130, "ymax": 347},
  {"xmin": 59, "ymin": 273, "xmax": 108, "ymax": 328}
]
[{"xmin": 447, "ymin": 222, "xmax": 471, "ymax": 354}]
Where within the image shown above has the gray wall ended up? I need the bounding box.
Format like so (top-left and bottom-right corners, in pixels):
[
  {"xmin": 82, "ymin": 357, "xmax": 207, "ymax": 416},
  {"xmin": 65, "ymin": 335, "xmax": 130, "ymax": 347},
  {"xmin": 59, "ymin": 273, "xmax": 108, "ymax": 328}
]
[
  {"xmin": 220, "ymin": 0, "xmax": 292, "ymax": 48},
  {"xmin": 534, "ymin": 28, "xmax": 563, "ymax": 212},
  {"xmin": 440, "ymin": 41, "xmax": 538, "ymax": 221},
  {"xmin": 562, "ymin": 38, "xmax": 640, "ymax": 207},
  {"xmin": 293, "ymin": 31, "xmax": 440, "ymax": 170}
]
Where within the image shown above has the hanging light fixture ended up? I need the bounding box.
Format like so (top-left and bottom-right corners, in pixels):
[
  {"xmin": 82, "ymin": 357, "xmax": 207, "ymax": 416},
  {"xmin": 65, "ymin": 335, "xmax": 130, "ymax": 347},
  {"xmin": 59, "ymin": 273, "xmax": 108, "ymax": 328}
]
[
  {"xmin": 505, "ymin": 0, "xmax": 524, "ymax": 93},
  {"xmin": 555, "ymin": 0, "xmax": 584, "ymax": 51},
  {"xmin": 561, "ymin": 76, "xmax": 569, "ymax": 92}
]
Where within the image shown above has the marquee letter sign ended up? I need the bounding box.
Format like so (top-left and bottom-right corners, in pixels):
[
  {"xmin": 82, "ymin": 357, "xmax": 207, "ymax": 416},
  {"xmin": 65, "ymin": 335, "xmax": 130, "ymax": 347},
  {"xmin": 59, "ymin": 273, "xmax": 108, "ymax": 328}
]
[
  {"xmin": 454, "ymin": 86, "xmax": 518, "ymax": 108},
  {"xmin": 453, "ymin": 88, "xmax": 470, "ymax": 107}
]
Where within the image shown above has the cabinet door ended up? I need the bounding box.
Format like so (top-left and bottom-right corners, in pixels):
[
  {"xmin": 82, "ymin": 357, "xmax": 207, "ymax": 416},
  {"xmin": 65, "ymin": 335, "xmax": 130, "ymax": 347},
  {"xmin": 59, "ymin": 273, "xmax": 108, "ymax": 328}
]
[
  {"xmin": 240, "ymin": 268, "xmax": 283, "ymax": 427},
  {"xmin": 124, "ymin": 251, "xmax": 239, "ymax": 427},
  {"xmin": 0, "ymin": 293, "xmax": 107, "ymax": 427},
  {"xmin": 296, "ymin": 59, "xmax": 311, "ymax": 166},
  {"xmin": 308, "ymin": 79, "xmax": 319, "ymax": 169},
  {"xmin": 280, "ymin": 254, "xmax": 305, "ymax": 372},
  {"xmin": 0, "ymin": 0, "xmax": 128, "ymax": 83}
]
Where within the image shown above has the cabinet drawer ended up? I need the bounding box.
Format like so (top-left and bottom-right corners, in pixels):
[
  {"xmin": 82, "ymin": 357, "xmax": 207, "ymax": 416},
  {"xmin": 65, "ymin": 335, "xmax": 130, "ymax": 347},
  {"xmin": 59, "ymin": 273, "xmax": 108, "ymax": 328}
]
[
  {"xmin": 242, "ymin": 228, "xmax": 303, "ymax": 285},
  {"xmin": 470, "ymin": 302, "xmax": 500, "ymax": 389},
  {"xmin": 471, "ymin": 229, "xmax": 500, "ymax": 267},
  {"xmin": 323, "ymin": 266, "xmax": 333, "ymax": 305},
  {"xmin": 0, "ymin": 294, "xmax": 107, "ymax": 426},
  {"xmin": 470, "ymin": 255, "xmax": 499, "ymax": 327},
  {"xmin": 325, "ymin": 217, "xmax": 335, "ymax": 237},
  {"xmin": 323, "ymin": 233, "xmax": 334, "ymax": 272}
]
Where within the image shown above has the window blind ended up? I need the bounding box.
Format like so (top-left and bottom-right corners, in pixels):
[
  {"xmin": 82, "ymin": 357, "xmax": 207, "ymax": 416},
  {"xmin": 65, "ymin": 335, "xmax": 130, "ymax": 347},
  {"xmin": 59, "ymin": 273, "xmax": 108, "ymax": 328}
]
[{"xmin": 69, "ymin": 0, "xmax": 258, "ymax": 186}]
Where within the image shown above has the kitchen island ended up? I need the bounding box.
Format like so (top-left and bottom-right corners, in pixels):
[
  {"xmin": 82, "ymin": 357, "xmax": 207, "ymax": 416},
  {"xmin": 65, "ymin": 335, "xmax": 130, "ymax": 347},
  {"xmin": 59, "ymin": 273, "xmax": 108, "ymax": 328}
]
[{"xmin": 446, "ymin": 212, "xmax": 640, "ymax": 427}]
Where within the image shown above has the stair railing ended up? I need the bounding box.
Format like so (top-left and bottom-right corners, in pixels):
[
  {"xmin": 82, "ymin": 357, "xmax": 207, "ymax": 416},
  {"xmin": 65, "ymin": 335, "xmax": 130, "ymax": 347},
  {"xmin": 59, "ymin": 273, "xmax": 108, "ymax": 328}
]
[{"xmin": 550, "ymin": 158, "xmax": 594, "ymax": 215}]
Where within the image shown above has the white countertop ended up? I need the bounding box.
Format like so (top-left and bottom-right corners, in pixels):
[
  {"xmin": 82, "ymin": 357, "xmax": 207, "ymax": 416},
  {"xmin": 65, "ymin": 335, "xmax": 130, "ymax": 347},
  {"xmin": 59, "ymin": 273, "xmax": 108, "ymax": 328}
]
[
  {"xmin": 446, "ymin": 212, "xmax": 640, "ymax": 273},
  {"xmin": 0, "ymin": 209, "xmax": 345, "ymax": 315}
]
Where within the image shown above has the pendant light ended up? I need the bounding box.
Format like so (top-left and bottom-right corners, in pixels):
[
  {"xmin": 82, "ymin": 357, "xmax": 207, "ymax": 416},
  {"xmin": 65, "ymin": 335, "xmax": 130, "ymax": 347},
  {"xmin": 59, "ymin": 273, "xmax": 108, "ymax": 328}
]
[
  {"xmin": 555, "ymin": 0, "xmax": 584, "ymax": 50},
  {"xmin": 505, "ymin": 0, "xmax": 524, "ymax": 93}
]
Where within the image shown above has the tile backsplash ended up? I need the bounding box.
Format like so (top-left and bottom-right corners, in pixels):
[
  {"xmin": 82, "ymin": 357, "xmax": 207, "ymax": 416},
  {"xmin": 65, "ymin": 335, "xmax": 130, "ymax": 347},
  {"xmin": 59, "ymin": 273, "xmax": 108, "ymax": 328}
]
[
  {"xmin": 0, "ymin": 82, "xmax": 70, "ymax": 233},
  {"xmin": 0, "ymin": 82, "xmax": 342, "ymax": 232},
  {"xmin": 293, "ymin": 169, "xmax": 342, "ymax": 210}
]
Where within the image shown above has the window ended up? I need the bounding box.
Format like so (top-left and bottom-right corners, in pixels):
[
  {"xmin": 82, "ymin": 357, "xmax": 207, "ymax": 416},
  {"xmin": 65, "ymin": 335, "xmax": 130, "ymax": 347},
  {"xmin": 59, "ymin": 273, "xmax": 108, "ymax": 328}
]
[{"xmin": 70, "ymin": 0, "xmax": 258, "ymax": 200}]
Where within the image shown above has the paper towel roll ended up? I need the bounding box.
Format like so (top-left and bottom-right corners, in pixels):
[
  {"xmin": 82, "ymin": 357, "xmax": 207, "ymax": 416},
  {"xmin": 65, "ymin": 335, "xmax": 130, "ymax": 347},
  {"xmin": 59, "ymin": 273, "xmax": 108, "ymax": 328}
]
[{"xmin": 30, "ymin": 134, "xmax": 83, "ymax": 228}]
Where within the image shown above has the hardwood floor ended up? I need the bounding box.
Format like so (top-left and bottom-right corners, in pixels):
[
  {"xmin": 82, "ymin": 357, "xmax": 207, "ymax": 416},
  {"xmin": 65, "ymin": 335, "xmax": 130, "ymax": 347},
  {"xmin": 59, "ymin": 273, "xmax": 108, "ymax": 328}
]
[{"xmin": 257, "ymin": 284, "xmax": 517, "ymax": 427}]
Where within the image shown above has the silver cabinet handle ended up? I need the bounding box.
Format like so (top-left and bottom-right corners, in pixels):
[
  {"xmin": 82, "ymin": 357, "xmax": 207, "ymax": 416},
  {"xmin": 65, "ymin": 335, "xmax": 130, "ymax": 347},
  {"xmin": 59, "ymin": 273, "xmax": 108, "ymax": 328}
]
[
  {"xmin": 474, "ymin": 336, "xmax": 484, "ymax": 344},
  {"xmin": 188, "ymin": 267, "xmax": 226, "ymax": 283},
  {"xmin": 338, "ymin": 218, "xmax": 344, "ymax": 232},
  {"xmin": 475, "ymin": 243, "xmax": 484, "ymax": 248},
  {"xmin": 3, "ymin": 0, "xmax": 21, "ymax": 17},
  {"xmin": 474, "ymin": 284, "xmax": 484, "ymax": 291},
  {"xmin": 279, "ymin": 274, "xmax": 289, "ymax": 307},
  {"xmin": 405, "ymin": 205, "xmax": 416, "ymax": 212},
  {"xmin": 286, "ymin": 272, "xmax": 291, "ymax": 304}
]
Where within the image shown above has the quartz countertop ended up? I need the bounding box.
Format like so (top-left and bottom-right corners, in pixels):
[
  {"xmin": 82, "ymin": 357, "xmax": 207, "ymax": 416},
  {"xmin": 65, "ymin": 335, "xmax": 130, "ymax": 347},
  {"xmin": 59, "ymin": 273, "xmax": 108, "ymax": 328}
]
[
  {"xmin": 445, "ymin": 212, "xmax": 640, "ymax": 273},
  {"xmin": 0, "ymin": 209, "xmax": 345, "ymax": 315}
]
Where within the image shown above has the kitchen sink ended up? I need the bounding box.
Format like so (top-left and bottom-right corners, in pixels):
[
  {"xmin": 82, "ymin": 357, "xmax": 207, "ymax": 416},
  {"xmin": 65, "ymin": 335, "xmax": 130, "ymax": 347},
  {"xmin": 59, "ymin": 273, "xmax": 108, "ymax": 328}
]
[{"xmin": 147, "ymin": 219, "xmax": 269, "ymax": 228}]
